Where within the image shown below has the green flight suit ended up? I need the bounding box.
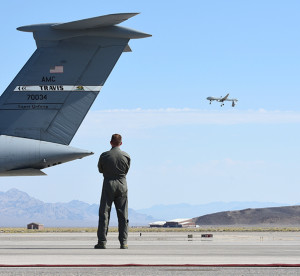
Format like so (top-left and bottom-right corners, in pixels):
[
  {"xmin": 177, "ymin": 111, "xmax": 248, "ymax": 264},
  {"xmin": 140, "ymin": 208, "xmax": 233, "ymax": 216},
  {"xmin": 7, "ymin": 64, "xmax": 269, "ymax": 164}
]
[{"xmin": 97, "ymin": 146, "xmax": 131, "ymax": 246}]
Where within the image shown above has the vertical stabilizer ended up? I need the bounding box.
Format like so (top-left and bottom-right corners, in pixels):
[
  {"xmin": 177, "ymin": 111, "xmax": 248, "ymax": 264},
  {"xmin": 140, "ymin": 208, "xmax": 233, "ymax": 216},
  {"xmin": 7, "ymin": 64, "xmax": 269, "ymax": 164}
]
[{"xmin": 0, "ymin": 13, "xmax": 151, "ymax": 145}]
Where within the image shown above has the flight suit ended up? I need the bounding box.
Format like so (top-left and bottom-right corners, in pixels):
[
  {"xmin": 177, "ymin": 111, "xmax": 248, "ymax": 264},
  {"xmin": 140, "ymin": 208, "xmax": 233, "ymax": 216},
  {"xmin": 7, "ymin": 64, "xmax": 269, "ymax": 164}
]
[{"xmin": 97, "ymin": 147, "xmax": 131, "ymax": 246}]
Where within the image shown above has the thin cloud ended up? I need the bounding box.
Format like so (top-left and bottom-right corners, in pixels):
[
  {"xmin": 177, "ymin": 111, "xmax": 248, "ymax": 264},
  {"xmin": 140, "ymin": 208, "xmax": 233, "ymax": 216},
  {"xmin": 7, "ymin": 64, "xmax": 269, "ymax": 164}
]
[
  {"xmin": 85, "ymin": 108, "xmax": 300, "ymax": 126},
  {"xmin": 75, "ymin": 108, "xmax": 300, "ymax": 139}
]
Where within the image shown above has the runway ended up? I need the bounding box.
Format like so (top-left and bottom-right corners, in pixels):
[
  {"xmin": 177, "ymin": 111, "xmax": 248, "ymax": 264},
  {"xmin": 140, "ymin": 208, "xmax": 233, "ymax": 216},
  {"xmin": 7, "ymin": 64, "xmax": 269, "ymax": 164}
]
[{"xmin": 1, "ymin": 231, "xmax": 300, "ymax": 275}]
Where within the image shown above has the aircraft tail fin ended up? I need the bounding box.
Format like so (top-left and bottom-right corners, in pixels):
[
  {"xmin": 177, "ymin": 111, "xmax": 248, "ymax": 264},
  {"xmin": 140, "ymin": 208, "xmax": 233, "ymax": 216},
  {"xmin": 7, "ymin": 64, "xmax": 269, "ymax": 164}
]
[{"xmin": 0, "ymin": 13, "xmax": 151, "ymax": 145}]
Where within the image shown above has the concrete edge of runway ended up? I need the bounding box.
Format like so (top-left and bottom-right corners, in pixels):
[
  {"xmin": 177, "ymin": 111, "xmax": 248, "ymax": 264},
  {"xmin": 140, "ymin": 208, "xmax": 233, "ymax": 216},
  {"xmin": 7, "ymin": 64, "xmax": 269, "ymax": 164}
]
[{"xmin": 1, "ymin": 264, "xmax": 300, "ymax": 268}]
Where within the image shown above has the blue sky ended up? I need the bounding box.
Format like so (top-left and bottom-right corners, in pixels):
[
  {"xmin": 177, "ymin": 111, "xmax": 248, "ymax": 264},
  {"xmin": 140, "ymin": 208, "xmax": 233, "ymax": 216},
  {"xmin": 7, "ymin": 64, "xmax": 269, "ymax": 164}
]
[{"xmin": 1, "ymin": 1, "xmax": 300, "ymax": 209}]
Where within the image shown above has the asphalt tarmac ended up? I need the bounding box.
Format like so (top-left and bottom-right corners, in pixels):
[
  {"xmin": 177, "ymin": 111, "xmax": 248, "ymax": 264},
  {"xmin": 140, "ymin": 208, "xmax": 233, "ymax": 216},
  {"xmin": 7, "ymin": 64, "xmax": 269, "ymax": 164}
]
[{"xmin": 0, "ymin": 231, "xmax": 300, "ymax": 275}]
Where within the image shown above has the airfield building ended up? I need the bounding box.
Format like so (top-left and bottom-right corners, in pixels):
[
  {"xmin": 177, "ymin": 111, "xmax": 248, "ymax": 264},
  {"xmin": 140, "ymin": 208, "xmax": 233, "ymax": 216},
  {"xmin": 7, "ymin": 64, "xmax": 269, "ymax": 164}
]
[
  {"xmin": 149, "ymin": 219, "xmax": 196, "ymax": 228},
  {"xmin": 149, "ymin": 221, "xmax": 166, "ymax": 228},
  {"xmin": 27, "ymin": 222, "xmax": 44, "ymax": 230},
  {"xmin": 164, "ymin": 219, "xmax": 195, "ymax": 228}
]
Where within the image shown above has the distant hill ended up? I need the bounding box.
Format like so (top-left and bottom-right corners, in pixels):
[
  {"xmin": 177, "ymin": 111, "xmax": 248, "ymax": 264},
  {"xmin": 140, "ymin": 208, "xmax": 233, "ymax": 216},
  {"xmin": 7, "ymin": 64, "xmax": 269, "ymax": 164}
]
[
  {"xmin": 193, "ymin": 205, "xmax": 300, "ymax": 226},
  {"xmin": 137, "ymin": 201, "xmax": 289, "ymax": 221},
  {"xmin": 0, "ymin": 189, "xmax": 155, "ymax": 227}
]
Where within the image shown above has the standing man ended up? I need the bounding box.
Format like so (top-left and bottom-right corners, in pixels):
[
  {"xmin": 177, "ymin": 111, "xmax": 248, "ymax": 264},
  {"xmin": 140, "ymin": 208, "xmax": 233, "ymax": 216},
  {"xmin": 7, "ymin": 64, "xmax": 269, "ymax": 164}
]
[{"xmin": 95, "ymin": 134, "xmax": 131, "ymax": 249}]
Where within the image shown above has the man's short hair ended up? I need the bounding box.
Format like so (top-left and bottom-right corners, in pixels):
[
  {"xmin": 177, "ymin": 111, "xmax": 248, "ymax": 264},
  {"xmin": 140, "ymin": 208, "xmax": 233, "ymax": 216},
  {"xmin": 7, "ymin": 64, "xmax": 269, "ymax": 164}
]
[{"xmin": 111, "ymin": 134, "xmax": 122, "ymax": 146}]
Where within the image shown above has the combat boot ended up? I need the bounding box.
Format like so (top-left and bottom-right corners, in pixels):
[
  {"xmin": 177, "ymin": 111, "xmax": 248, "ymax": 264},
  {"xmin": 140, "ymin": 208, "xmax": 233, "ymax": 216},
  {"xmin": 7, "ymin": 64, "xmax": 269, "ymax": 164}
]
[{"xmin": 94, "ymin": 243, "xmax": 106, "ymax": 249}]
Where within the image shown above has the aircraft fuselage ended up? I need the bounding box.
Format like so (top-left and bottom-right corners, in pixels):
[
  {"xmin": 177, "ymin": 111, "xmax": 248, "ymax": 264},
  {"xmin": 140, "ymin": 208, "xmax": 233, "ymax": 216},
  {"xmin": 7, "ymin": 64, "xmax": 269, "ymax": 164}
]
[{"xmin": 0, "ymin": 135, "xmax": 93, "ymax": 176}]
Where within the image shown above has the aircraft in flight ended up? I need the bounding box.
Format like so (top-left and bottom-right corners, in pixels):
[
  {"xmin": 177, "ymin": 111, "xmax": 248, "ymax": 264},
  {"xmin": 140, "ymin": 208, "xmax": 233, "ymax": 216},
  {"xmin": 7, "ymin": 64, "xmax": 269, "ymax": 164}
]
[
  {"xmin": 0, "ymin": 13, "xmax": 151, "ymax": 176},
  {"xmin": 206, "ymin": 93, "xmax": 238, "ymax": 107}
]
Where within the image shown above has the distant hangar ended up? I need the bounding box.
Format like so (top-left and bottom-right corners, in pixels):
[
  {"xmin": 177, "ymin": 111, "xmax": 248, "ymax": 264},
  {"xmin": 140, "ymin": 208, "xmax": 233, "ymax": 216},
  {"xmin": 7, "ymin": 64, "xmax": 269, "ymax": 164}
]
[{"xmin": 149, "ymin": 218, "xmax": 197, "ymax": 228}]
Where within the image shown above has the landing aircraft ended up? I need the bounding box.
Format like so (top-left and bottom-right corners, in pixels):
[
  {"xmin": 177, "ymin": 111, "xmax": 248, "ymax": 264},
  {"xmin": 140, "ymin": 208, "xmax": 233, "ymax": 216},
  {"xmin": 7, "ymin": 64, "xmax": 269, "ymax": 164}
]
[
  {"xmin": 0, "ymin": 13, "xmax": 151, "ymax": 176},
  {"xmin": 206, "ymin": 93, "xmax": 238, "ymax": 107}
]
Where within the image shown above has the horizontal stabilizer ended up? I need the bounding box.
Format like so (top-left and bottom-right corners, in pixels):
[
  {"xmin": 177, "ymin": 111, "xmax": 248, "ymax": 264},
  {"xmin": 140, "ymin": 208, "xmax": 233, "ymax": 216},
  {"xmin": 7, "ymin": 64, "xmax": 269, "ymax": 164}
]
[
  {"xmin": 17, "ymin": 13, "xmax": 151, "ymax": 40},
  {"xmin": 52, "ymin": 13, "xmax": 139, "ymax": 30},
  {"xmin": 0, "ymin": 168, "xmax": 46, "ymax": 176}
]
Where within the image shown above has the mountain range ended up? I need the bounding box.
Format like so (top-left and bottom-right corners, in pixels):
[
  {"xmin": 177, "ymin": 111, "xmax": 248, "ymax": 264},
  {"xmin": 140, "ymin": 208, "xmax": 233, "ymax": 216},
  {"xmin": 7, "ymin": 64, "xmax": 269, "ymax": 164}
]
[
  {"xmin": 0, "ymin": 188, "xmax": 296, "ymax": 227},
  {"xmin": 0, "ymin": 189, "xmax": 155, "ymax": 227}
]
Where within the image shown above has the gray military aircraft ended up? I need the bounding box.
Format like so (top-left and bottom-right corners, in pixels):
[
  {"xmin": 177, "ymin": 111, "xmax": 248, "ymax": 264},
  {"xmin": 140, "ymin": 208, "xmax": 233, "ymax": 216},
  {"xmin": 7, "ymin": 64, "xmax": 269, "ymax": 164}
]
[
  {"xmin": 0, "ymin": 13, "xmax": 151, "ymax": 176},
  {"xmin": 206, "ymin": 93, "xmax": 238, "ymax": 107}
]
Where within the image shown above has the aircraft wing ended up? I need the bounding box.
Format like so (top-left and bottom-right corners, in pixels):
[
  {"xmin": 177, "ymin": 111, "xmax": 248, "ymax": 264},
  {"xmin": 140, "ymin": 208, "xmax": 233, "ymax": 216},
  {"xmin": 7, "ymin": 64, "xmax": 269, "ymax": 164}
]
[
  {"xmin": 226, "ymin": 98, "xmax": 238, "ymax": 102},
  {"xmin": 222, "ymin": 94, "xmax": 229, "ymax": 101}
]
